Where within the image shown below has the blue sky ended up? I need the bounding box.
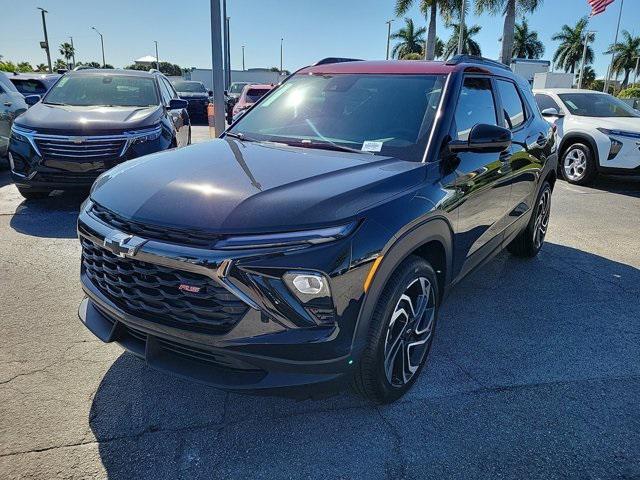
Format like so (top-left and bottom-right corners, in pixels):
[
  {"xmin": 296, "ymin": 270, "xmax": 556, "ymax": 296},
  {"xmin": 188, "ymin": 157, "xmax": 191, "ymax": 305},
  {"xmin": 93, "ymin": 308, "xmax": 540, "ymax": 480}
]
[{"xmin": 1, "ymin": 0, "xmax": 637, "ymax": 78}]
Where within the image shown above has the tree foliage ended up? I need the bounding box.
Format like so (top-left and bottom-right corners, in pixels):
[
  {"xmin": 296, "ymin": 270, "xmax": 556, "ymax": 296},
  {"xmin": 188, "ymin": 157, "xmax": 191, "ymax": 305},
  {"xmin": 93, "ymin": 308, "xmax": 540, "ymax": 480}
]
[
  {"xmin": 443, "ymin": 23, "xmax": 482, "ymax": 59},
  {"xmin": 618, "ymin": 86, "xmax": 640, "ymax": 99},
  {"xmin": 512, "ymin": 19, "xmax": 544, "ymax": 59},
  {"xmin": 391, "ymin": 18, "xmax": 426, "ymax": 59},
  {"xmin": 605, "ymin": 30, "xmax": 640, "ymax": 88},
  {"xmin": 552, "ymin": 17, "xmax": 594, "ymax": 73}
]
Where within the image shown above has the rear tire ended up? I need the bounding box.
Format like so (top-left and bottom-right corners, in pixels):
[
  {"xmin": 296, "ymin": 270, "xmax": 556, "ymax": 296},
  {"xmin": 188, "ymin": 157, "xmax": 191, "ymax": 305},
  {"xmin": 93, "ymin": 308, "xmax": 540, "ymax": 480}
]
[
  {"xmin": 507, "ymin": 181, "xmax": 552, "ymax": 258},
  {"xmin": 560, "ymin": 143, "xmax": 597, "ymax": 185},
  {"xmin": 352, "ymin": 256, "xmax": 439, "ymax": 404},
  {"xmin": 17, "ymin": 187, "xmax": 51, "ymax": 200}
]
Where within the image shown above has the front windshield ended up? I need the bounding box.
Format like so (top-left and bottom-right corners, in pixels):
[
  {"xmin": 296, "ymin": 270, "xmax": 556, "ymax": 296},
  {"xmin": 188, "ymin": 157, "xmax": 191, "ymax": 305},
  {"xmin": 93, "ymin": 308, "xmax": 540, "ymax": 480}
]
[
  {"xmin": 229, "ymin": 73, "xmax": 446, "ymax": 162},
  {"xmin": 558, "ymin": 93, "xmax": 639, "ymax": 118},
  {"xmin": 44, "ymin": 74, "xmax": 158, "ymax": 107},
  {"xmin": 230, "ymin": 82, "xmax": 248, "ymax": 94},
  {"xmin": 172, "ymin": 81, "xmax": 207, "ymax": 93}
]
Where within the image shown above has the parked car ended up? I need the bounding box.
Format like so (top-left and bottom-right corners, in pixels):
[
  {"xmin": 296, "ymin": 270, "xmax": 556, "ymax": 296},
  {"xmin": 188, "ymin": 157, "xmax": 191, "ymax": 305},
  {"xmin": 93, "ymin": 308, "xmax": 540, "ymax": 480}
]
[
  {"xmin": 534, "ymin": 88, "xmax": 640, "ymax": 185},
  {"xmin": 77, "ymin": 56, "xmax": 557, "ymax": 403},
  {"xmin": 8, "ymin": 72, "xmax": 60, "ymax": 97},
  {"xmin": 8, "ymin": 69, "xmax": 190, "ymax": 199},
  {"xmin": 231, "ymin": 84, "xmax": 273, "ymax": 120},
  {"xmin": 0, "ymin": 72, "xmax": 33, "ymax": 158},
  {"xmin": 224, "ymin": 82, "xmax": 250, "ymax": 124},
  {"xmin": 171, "ymin": 80, "xmax": 212, "ymax": 124}
]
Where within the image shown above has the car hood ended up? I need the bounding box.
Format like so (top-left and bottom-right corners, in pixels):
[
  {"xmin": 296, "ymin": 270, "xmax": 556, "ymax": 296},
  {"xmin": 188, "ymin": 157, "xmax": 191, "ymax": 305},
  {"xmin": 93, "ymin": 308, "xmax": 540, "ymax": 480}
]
[
  {"xmin": 90, "ymin": 138, "xmax": 425, "ymax": 233},
  {"xmin": 177, "ymin": 92, "xmax": 209, "ymax": 99},
  {"xmin": 574, "ymin": 115, "xmax": 640, "ymax": 131},
  {"xmin": 15, "ymin": 103, "xmax": 162, "ymax": 134}
]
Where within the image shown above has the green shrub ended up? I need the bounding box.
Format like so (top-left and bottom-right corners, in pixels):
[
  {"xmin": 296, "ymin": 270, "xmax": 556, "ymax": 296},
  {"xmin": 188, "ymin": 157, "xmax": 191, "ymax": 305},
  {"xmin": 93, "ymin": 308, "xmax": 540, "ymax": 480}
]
[{"xmin": 618, "ymin": 86, "xmax": 640, "ymax": 98}]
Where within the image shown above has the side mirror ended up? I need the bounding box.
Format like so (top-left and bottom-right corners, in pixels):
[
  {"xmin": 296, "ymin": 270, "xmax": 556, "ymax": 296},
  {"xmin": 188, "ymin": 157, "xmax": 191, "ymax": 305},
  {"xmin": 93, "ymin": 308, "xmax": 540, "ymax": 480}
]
[
  {"xmin": 449, "ymin": 124, "xmax": 512, "ymax": 154},
  {"xmin": 24, "ymin": 94, "xmax": 41, "ymax": 107},
  {"xmin": 541, "ymin": 107, "xmax": 564, "ymax": 118},
  {"xmin": 209, "ymin": 90, "xmax": 214, "ymax": 97},
  {"xmin": 222, "ymin": 90, "xmax": 227, "ymax": 96},
  {"xmin": 168, "ymin": 98, "xmax": 188, "ymax": 110}
]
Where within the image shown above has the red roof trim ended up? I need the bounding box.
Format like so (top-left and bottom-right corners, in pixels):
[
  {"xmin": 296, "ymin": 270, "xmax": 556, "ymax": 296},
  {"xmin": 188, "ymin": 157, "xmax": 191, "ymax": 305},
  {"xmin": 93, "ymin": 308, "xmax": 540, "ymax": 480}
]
[{"xmin": 299, "ymin": 60, "xmax": 455, "ymax": 75}]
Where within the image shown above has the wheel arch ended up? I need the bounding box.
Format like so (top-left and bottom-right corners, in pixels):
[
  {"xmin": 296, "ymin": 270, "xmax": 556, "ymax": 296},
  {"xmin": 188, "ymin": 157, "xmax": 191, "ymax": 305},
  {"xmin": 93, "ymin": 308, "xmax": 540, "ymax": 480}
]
[
  {"xmin": 559, "ymin": 132, "xmax": 599, "ymax": 167},
  {"xmin": 352, "ymin": 216, "xmax": 453, "ymax": 354}
]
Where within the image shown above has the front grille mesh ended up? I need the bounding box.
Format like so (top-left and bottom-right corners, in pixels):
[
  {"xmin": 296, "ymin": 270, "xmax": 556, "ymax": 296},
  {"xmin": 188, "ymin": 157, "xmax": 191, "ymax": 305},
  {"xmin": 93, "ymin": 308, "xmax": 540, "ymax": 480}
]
[
  {"xmin": 81, "ymin": 238, "xmax": 248, "ymax": 333},
  {"xmin": 35, "ymin": 136, "xmax": 126, "ymax": 161},
  {"xmin": 91, "ymin": 203, "xmax": 220, "ymax": 248}
]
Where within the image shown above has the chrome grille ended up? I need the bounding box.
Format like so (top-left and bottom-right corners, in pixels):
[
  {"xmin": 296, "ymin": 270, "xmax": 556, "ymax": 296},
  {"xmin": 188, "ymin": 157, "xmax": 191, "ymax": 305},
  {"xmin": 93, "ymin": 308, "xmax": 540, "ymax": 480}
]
[{"xmin": 34, "ymin": 134, "xmax": 127, "ymax": 161}]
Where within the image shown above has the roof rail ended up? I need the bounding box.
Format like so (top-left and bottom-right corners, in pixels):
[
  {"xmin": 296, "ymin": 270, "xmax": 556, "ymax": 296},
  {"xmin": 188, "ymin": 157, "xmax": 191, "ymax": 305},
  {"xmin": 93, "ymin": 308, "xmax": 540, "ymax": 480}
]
[
  {"xmin": 445, "ymin": 55, "xmax": 510, "ymax": 71},
  {"xmin": 313, "ymin": 57, "xmax": 363, "ymax": 66}
]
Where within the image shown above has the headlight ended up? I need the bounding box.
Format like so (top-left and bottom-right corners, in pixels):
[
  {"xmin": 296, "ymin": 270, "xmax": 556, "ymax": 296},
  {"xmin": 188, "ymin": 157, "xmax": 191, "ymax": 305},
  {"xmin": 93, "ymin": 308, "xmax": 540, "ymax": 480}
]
[
  {"xmin": 125, "ymin": 125, "xmax": 162, "ymax": 145},
  {"xmin": 214, "ymin": 222, "xmax": 357, "ymax": 250},
  {"xmin": 596, "ymin": 128, "xmax": 640, "ymax": 139},
  {"xmin": 10, "ymin": 124, "xmax": 35, "ymax": 143}
]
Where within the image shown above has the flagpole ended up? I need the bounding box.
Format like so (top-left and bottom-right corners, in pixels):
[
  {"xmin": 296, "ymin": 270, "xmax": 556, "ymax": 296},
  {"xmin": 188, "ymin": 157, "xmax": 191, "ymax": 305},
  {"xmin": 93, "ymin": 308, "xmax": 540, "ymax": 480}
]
[{"xmin": 603, "ymin": 0, "xmax": 624, "ymax": 93}]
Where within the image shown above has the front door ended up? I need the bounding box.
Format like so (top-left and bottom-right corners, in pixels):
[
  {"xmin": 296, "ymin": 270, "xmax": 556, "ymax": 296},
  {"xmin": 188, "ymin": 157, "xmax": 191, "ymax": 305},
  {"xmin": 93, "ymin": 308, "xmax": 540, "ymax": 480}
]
[{"xmin": 445, "ymin": 76, "xmax": 512, "ymax": 278}]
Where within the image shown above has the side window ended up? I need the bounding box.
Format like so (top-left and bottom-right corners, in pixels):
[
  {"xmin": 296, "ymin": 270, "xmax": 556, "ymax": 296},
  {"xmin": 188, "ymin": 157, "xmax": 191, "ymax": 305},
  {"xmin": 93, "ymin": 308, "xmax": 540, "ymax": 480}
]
[
  {"xmin": 534, "ymin": 93, "xmax": 561, "ymax": 113},
  {"xmin": 496, "ymin": 79, "xmax": 526, "ymax": 129},
  {"xmin": 454, "ymin": 77, "xmax": 498, "ymax": 141},
  {"xmin": 157, "ymin": 78, "xmax": 172, "ymax": 105},
  {"xmin": 161, "ymin": 78, "xmax": 176, "ymax": 100}
]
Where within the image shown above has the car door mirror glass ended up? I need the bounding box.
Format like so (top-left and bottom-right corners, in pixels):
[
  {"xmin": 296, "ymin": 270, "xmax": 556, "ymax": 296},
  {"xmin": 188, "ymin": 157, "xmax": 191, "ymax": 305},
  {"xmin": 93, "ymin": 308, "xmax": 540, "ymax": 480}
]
[{"xmin": 24, "ymin": 94, "xmax": 41, "ymax": 107}]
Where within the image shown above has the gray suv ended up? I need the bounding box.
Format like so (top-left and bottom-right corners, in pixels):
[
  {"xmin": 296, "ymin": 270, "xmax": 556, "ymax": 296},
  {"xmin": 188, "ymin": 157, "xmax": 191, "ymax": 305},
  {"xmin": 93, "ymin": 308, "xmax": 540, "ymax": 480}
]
[{"xmin": 0, "ymin": 72, "xmax": 30, "ymax": 158}]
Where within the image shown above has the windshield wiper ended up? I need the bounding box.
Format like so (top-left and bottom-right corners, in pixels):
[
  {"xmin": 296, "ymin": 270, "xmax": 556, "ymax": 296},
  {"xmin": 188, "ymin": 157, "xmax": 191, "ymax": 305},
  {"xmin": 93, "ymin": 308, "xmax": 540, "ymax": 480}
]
[
  {"xmin": 225, "ymin": 131, "xmax": 259, "ymax": 142},
  {"xmin": 44, "ymin": 101, "xmax": 69, "ymax": 106},
  {"xmin": 302, "ymin": 119, "xmax": 373, "ymax": 155}
]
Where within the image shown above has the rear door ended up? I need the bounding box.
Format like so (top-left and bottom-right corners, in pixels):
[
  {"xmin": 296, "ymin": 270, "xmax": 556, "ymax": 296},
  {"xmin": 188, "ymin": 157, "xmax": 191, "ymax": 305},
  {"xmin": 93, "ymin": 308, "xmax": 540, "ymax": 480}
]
[
  {"xmin": 160, "ymin": 77, "xmax": 189, "ymax": 146},
  {"xmin": 447, "ymin": 75, "xmax": 512, "ymax": 277}
]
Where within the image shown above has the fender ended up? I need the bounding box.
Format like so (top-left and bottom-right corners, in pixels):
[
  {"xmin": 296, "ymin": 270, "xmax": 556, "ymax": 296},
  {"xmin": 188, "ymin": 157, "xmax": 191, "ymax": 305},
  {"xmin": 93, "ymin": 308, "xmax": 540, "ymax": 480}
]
[{"xmin": 350, "ymin": 216, "xmax": 454, "ymax": 356}]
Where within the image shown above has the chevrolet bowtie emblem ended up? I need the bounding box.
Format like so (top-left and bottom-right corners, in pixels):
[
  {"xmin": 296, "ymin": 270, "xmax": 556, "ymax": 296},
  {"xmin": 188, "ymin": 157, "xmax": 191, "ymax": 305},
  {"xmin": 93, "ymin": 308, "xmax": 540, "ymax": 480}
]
[
  {"xmin": 103, "ymin": 233, "xmax": 146, "ymax": 258},
  {"xmin": 70, "ymin": 136, "xmax": 87, "ymax": 144}
]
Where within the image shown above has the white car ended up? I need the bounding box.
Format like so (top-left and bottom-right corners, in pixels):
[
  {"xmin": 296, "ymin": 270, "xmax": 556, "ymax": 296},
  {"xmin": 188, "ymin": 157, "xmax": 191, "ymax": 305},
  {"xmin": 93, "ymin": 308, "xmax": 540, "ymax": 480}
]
[{"xmin": 533, "ymin": 88, "xmax": 640, "ymax": 185}]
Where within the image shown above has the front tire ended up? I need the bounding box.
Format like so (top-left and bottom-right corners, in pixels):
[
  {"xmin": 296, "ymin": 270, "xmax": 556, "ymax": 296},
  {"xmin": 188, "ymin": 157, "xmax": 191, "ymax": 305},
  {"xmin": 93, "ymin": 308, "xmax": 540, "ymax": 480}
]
[
  {"xmin": 507, "ymin": 181, "xmax": 552, "ymax": 258},
  {"xmin": 352, "ymin": 256, "xmax": 439, "ymax": 404},
  {"xmin": 561, "ymin": 143, "xmax": 597, "ymax": 185}
]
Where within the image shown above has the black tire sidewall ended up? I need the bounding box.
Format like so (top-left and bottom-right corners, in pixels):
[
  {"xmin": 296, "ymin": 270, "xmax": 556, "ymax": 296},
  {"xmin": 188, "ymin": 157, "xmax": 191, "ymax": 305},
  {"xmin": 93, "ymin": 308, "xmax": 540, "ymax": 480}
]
[
  {"xmin": 367, "ymin": 257, "xmax": 439, "ymax": 403},
  {"xmin": 561, "ymin": 143, "xmax": 596, "ymax": 185}
]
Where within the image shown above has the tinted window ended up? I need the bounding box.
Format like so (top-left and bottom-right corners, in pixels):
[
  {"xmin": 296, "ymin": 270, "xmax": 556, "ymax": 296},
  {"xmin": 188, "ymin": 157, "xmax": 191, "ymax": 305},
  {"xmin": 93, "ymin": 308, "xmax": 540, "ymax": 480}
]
[
  {"xmin": 454, "ymin": 77, "xmax": 497, "ymax": 141},
  {"xmin": 245, "ymin": 88, "xmax": 270, "ymax": 103},
  {"xmin": 558, "ymin": 93, "xmax": 639, "ymax": 118},
  {"xmin": 44, "ymin": 74, "xmax": 158, "ymax": 107},
  {"xmin": 496, "ymin": 79, "xmax": 526, "ymax": 129},
  {"xmin": 0, "ymin": 73, "xmax": 19, "ymax": 93},
  {"xmin": 11, "ymin": 79, "xmax": 48, "ymax": 95},
  {"xmin": 230, "ymin": 73, "xmax": 446, "ymax": 162},
  {"xmin": 230, "ymin": 83, "xmax": 248, "ymax": 94},
  {"xmin": 171, "ymin": 81, "xmax": 206, "ymax": 93},
  {"xmin": 162, "ymin": 78, "xmax": 178, "ymax": 98},
  {"xmin": 534, "ymin": 93, "xmax": 561, "ymax": 113},
  {"xmin": 158, "ymin": 78, "xmax": 173, "ymax": 104}
]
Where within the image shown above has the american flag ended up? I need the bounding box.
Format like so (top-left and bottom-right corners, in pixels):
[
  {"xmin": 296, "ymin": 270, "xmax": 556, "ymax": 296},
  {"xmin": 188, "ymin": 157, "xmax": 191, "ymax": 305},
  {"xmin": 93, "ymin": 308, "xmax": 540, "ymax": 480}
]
[{"xmin": 588, "ymin": 0, "xmax": 615, "ymax": 16}]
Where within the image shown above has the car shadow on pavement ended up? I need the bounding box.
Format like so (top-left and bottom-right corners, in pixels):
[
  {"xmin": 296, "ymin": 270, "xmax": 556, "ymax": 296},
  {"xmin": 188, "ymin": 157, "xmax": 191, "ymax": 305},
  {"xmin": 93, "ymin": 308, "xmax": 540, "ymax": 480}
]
[
  {"xmin": 87, "ymin": 242, "xmax": 640, "ymax": 479},
  {"xmin": 9, "ymin": 191, "xmax": 86, "ymax": 239},
  {"xmin": 589, "ymin": 175, "xmax": 640, "ymax": 198}
]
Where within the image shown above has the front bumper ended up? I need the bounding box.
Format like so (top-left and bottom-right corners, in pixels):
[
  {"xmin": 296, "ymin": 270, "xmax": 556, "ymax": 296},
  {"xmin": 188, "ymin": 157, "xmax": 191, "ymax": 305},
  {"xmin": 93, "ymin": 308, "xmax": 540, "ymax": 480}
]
[{"xmin": 77, "ymin": 204, "xmax": 371, "ymax": 395}]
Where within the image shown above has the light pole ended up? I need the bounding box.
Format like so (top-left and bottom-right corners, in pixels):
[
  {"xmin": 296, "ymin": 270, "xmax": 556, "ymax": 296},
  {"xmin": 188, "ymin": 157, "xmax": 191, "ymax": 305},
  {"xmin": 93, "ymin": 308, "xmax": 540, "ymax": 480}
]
[
  {"xmin": 69, "ymin": 36, "xmax": 76, "ymax": 68},
  {"xmin": 154, "ymin": 41, "xmax": 159, "ymax": 70},
  {"xmin": 385, "ymin": 19, "xmax": 393, "ymax": 60},
  {"xmin": 209, "ymin": 0, "xmax": 226, "ymax": 136},
  {"xmin": 225, "ymin": 16, "xmax": 231, "ymax": 88},
  {"xmin": 280, "ymin": 38, "xmax": 283, "ymax": 73},
  {"xmin": 634, "ymin": 56, "xmax": 640, "ymax": 86},
  {"xmin": 242, "ymin": 45, "xmax": 245, "ymax": 71},
  {"xmin": 457, "ymin": 0, "xmax": 466, "ymax": 55},
  {"xmin": 577, "ymin": 30, "xmax": 595, "ymax": 89},
  {"xmin": 604, "ymin": 0, "xmax": 624, "ymax": 92},
  {"xmin": 91, "ymin": 26, "xmax": 105, "ymax": 68},
  {"xmin": 37, "ymin": 8, "xmax": 52, "ymax": 73}
]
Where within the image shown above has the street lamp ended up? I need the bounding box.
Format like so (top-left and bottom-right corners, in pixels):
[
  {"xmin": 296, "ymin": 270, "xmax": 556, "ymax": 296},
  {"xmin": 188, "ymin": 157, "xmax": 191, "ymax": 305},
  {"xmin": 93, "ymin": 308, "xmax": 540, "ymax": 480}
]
[
  {"xmin": 37, "ymin": 7, "xmax": 52, "ymax": 73},
  {"xmin": 385, "ymin": 20, "xmax": 394, "ymax": 60},
  {"xmin": 91, "ymin": 26, "xmax": 105, "ymax": 68},
  {"xmin": 154, "ymin": 40, "xmax": 159, "ymax": 70},
  {"xmin": 69, "ymin": 36, "xmax": 76, "ymax": 68},
  {"xmin": 457, "ymin": 0, "xmax": 466, "ymax": 56},
  {"xmin": 634, "ymin": 56, "xmax": 640, "ymax": 86},
  {"xmin": 280, "ymin": 38, "xmax": 283, "ymax": 73},
  {"xmin": 242, "ymin": 45, "xmax": 245, "ymax": 71},
  {"xmin": 577, "ymin": 30, "xmax": 596, "ymax": 89}
]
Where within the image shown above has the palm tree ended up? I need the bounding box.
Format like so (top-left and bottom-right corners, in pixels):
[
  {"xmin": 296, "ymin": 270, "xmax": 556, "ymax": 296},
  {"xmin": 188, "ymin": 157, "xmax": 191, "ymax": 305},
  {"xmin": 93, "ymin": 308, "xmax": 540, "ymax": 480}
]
[
  {"xmin": 59, "ymin": 42, "xmax": 75, "ymax": 69},
  {"xmin": 35, "ymin": 63, "xmax": 48, "ymax": 72},
  {"xmin": 395, "ymin": 0, "xmax": 458, "ymax": 60},
  {"xmin": 512, "ymin": 19, "xmax": 544, "ymax": 59},
  {"xmin": 552, "ymin": 17, "xmax": 594, "ymax": 73},
  {"xmin": 391, "ymin": 18, "xmax": 426, "ymax": 59},
  {"xmin": 605, "ymin": 30, "xmax": 640, "ymax": 89},
  {"xmin": 434, "ymin": 36, "xmax": 445, "ymax": 59},
  {"xmin": 475, "ymin": 0, "xmax": 543, "ymax": 66},
  {"xmin": 578, "ymin": 65, "xmax": 596, "ymax": 89},
  {"xmin": 443, "ymin": 23, "xmax": 482, "ymax": 59}
]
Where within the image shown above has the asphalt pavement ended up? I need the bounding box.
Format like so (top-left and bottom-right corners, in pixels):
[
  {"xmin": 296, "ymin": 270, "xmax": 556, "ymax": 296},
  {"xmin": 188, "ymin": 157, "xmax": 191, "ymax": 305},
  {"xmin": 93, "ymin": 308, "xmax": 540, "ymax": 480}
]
[{"xmin": 1, "ymin": 129, "xmax": 639, "ymax": 479}]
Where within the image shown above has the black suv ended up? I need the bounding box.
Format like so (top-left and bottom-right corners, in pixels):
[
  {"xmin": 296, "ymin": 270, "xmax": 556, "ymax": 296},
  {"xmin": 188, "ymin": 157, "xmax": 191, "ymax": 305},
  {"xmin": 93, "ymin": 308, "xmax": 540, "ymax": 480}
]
[
  {"xmin": 171, "ymin": 80, "xmax": 213, "ymax": 124},
  {"xmin": 77, "ymin": 56, "xmax": 557, "ymax": 403},
  {"xmin": 8, "ymin": 69, "xmax": 190, "ymax": 199}
]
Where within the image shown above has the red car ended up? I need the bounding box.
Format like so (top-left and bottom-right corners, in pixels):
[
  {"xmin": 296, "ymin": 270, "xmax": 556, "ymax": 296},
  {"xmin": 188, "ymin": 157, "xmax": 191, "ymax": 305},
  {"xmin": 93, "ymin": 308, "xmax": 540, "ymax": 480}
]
[{"xmin": 232, "ymin": 84, "xmax": 273, "ymax": 119}]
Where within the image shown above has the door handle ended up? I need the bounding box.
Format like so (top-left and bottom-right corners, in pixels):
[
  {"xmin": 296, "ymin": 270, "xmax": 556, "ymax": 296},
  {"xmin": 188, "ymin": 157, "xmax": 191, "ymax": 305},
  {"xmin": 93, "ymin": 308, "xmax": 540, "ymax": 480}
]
[{"xmin": 3, "ymin": 102, "xmax": 11, "ymax": 107}]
